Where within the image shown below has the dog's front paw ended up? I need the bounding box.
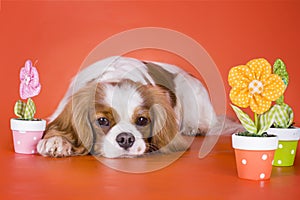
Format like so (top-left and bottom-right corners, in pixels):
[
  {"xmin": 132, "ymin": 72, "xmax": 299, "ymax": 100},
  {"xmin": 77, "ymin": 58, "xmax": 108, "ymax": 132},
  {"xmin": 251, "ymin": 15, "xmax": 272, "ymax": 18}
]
[{"xmin": 37, "ymin": 136, "xmax": 73, "ymax": 157}]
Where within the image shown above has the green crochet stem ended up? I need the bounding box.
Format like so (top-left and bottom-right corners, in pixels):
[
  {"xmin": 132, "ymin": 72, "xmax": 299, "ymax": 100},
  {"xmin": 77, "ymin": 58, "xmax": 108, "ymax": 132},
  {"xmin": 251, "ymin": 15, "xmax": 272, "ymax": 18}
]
[
  {"xmin": 272, "ymin": 58, "xmax": 293, "ymax": 128},
  {"xmin": 231, "ymin": 104, "xmax": 275, "ymax": 135}
]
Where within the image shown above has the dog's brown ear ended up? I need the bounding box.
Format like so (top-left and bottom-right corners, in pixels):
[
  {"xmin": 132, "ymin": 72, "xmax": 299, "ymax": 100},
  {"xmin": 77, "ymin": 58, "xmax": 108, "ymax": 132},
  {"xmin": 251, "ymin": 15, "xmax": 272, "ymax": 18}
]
[
  {"xmin": 44, "ymin": 83, "xmax": 98, "ymax": 155},
  {"xmin": 149, "ymin": 100, "xmax": 189, "ymax": 153},
  {"xmin": 142, "ymin": 85, "xmax": 189, "ymax": 153}
]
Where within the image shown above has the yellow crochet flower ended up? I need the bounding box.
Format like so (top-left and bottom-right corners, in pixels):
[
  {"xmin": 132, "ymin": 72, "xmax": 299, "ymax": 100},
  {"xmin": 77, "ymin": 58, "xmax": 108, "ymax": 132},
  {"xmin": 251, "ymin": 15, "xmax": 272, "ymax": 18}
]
[{"xmin": 228, "ymin": 58, "xmax": 285, "ymax": 114}]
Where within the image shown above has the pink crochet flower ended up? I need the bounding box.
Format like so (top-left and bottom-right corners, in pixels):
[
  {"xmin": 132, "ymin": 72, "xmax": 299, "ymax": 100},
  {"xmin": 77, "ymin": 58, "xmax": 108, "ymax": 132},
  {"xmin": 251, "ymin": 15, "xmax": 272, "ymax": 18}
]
[{"xmin": 19, "ymin": 60, "xmax": 41, "ymax": 99}]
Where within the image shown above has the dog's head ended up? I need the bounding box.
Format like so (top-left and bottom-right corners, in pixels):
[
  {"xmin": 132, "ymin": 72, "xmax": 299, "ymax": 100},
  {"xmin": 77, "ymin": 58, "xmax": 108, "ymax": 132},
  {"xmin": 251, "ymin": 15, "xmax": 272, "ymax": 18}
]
[{"xmin": 47, "ymin": 80, "xmax": 185, "ymax": 158}]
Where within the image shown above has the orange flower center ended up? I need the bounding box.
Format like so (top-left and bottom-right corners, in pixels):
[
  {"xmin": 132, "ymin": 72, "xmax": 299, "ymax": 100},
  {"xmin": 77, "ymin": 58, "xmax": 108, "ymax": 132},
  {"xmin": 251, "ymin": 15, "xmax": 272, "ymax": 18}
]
[{"xmin": 248, "ymin": 80, "xmax": 263, "ymax": 94}]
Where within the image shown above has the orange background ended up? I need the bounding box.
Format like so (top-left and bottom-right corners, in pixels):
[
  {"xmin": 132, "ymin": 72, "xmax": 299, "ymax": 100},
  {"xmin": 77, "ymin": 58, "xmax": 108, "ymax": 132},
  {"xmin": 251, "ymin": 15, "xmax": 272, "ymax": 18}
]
[
  {"xmin": 1, "ymin": 1, "xmax": 300, "ymax": 129},
  {"xmin": 1, "ymin": 1, "xmax": 300, "ymax": 199},
  {"xmin": 1, "ymin": 1, "xmax": 300, "ymax": 128}
]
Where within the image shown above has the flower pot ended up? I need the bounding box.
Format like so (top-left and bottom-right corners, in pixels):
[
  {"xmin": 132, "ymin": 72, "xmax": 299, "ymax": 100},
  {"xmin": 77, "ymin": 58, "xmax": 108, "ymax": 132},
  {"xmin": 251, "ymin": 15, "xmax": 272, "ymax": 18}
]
[
  {"xmin": 10, "ymin": 118, "xmax": 46, "ymax": 154},
  {"xmin": 232, "ymin": 134, "xmax": 278, "ymax": 181},
  {"xmin": 267, "ymin": 128, "xmax": 300, "ymax": 166}
]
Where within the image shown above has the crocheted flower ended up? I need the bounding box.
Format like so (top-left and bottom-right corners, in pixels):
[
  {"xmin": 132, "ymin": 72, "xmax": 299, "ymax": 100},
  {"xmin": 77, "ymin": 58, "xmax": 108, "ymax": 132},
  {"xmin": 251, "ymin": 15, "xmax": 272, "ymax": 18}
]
[
  {"xmin": 20, "ymin": 60, "xmax": 41, "ymax": 99},
  {"xmin": 228, "ymin": 58, "xmax": 285, "ymax": 114}
]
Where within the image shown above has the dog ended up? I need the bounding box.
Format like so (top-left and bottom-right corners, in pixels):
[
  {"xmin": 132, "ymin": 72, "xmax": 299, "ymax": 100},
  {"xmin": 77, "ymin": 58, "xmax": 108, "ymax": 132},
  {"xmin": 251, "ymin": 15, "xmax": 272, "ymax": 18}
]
[{"xmin": 37, "ymin": 56, "xmax": 239, "ymax": 158}]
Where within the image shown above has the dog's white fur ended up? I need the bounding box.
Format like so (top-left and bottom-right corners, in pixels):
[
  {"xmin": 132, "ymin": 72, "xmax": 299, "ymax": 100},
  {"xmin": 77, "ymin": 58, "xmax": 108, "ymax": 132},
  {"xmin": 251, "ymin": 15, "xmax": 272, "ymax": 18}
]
[{"xmin": 50, "ymin": 56, "xmax": 216, "ymax": 127}]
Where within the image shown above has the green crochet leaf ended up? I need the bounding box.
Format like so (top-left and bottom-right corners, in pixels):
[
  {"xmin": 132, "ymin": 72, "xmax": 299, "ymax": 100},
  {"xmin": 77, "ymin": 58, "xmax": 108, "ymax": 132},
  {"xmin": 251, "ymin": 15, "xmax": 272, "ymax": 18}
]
[
  {"xmin": 231, "ymin": 104, "xmax": 257, "ymax": 134},
  {"xmin": 257, "ymin": 106, "xmax": 276, "ymax": 135},
  {"xmin": 14, "ymin": 100, "xmax": 26, "ymax": 118},
  {"xmin": 24, "ymin": 98, "xmax": 36, "ymax": 120},
  {"xmin": 273, "ymin": 58, "xmax": 289, "ymax": 105},
  {"xmin": 273, "ymin": 104, "xmax": 294, "ymax": 128}
]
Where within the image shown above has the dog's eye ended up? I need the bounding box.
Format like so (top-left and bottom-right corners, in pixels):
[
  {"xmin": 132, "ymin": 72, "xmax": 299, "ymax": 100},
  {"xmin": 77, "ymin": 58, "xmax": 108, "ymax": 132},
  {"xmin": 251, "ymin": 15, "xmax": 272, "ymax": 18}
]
[
  {"xmin": 98, "ymin": 117, "xmax": 110, "ymax": 127},
  {"xmin": 135, "ymin": 117, "xmax": 149, "ymax": 126}
]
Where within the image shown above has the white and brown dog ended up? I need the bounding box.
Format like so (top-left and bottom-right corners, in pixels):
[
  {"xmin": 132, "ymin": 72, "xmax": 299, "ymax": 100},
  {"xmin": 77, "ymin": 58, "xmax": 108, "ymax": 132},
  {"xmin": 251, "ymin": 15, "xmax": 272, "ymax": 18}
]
[{"xmin": 37, "ymin": 56, "xmax": 239, "ymax": 158}]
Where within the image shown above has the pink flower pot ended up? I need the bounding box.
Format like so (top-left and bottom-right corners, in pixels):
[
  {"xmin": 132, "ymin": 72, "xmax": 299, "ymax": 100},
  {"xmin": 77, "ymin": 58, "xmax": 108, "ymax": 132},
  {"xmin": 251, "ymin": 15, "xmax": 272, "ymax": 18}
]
[{"xmin": 10, "ymin": 118, "xmax": 46, "ymax": 154}]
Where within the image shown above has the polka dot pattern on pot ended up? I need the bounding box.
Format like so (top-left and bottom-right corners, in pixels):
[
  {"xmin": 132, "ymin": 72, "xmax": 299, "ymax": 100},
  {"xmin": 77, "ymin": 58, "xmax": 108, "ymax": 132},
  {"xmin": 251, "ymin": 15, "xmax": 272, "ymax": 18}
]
[
  {"xmin": 259, "ymin": 173, "xmax": 265, "ymax": 179},
  {"xmin": 273, "ymin": 141, "xmax": 298, "ymax": 166},
  {"xmin": 12, "ymin": 130, "xmax": 44, "ymax": 155},
  {"xmin": 291, "ymin": 150, "xmax": 295, "ymax": 154},
  {"xmin": 240, "ymin": 153, "xmax": 272, "ymax": 180},
  {"xmin": 235, "ymin": 149, "xmax": 275, "ymax": 181},
  {"xmin": 261, "ymin": 154, "xmax": 268, "ymax": 160},
  {"xmin": 242, "ymin": 159, "xmax": 247, "ymax": 165}
]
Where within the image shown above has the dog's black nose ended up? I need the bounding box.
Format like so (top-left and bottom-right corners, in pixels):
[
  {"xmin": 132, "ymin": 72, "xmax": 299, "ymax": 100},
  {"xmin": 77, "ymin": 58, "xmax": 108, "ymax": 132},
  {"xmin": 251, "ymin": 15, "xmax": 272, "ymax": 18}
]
[{"xmin": 116, "ymin": 132, "xmax": 135, "ymax": 150}]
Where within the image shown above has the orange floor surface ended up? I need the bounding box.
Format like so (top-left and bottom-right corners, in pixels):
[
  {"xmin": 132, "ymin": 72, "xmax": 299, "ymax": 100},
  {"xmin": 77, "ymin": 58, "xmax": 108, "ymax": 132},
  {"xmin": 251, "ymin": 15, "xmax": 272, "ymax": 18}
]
[{"xmin": 0, "ymin": 133, "xmax": 299, "ymax": 200}]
